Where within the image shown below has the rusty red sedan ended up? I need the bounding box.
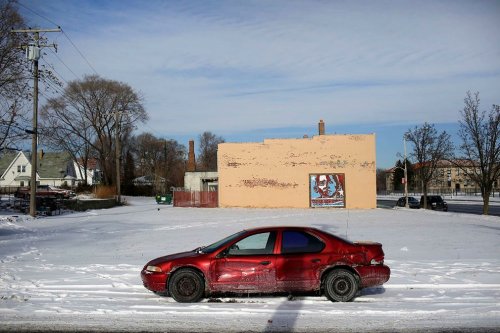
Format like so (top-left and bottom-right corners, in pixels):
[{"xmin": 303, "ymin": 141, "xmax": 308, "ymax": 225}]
[{"xmin": 141, "ymin": 226, "xmax": 390, "ymax": 303}]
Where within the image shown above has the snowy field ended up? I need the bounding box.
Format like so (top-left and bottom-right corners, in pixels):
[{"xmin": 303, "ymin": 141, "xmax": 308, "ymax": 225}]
[{"xmin": 1, "ymin": 197, "xmax": 499, "ymax": 332}]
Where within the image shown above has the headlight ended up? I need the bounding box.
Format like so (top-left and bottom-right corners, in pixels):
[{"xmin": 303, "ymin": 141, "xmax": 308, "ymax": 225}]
[{"xmin": 146, "ymin": 265, "xmax": 162, "ymax": 273}]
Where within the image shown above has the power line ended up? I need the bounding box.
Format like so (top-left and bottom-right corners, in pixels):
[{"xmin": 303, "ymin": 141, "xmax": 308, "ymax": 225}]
[
  {"xmin": 18, "ymin": 2, "xmax": 99, "ymax": 76},
  {"xmin": 61, "ymin": 30, "xmax": 99, "ymax": 76},
  {"xmin": 46, "ymin": 48, "xmax": 79, "ymax": 80},
  {"xmin": 17, "ymin": 2, "xmax": 60, "ymax": 28}
]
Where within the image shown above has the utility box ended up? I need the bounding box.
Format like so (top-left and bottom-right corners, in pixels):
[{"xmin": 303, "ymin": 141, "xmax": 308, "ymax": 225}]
[
  {"xmin": 155, "ymin": 194, "xmax": 172, "ymax": 205},
  {"xmin": 26, "ymin": 45, "xmax": 41, "ymax": 61}
]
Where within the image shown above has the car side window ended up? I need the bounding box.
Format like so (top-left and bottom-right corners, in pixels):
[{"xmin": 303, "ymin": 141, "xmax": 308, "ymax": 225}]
[
  {"xmin": 228, "ymin": 232, "xmax": 276, "ymax": 256},
  {"xmin": 281, "ymin": 231, "xmax": 325, "ymax": 254}
]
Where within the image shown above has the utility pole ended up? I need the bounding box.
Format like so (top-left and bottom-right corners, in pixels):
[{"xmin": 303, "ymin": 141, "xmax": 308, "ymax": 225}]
[
  {"xmin": 404, "ymin": 136, "xmax": 409, "ymax": 208},
  {"xmin": 11, "ymin": 28, "xmax": 61, "ymax": 217},
  {"xmin": 115, "ymin": 111, "xmax": 121, "ymax": 204}
]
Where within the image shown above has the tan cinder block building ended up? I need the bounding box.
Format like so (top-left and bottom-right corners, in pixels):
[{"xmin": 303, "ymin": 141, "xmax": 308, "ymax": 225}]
[{"xmin": 218, "ymin": 123, "xmax": 376, "ymax": 209}]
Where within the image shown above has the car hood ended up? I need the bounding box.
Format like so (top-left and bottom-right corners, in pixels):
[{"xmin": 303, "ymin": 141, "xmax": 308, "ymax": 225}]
[{"xmin": 147, "ymin": 250, "xmax": 201, "ymax": 266}]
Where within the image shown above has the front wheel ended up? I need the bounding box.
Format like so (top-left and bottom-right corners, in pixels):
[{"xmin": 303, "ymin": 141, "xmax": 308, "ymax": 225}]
[
  {"xmin": 324, "ymin": 269, "xmax": 359, "ymax": 302},
  {"xmin": 168, "ymin": 268, "xmax": 205, "ymax": 303}
]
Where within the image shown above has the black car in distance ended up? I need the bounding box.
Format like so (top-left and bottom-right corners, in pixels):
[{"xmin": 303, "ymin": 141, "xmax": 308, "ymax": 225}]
[
  {"xmin": 396, "ymin": 196, "xmax": 420, "ymax": 209},
  {"xmin": 420, "ymin": 195, "xmax": 448, "ymax": 211}
]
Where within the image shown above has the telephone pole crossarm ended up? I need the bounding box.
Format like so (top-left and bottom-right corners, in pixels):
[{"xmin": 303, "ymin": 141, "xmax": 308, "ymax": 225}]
[{"xmin": 11, "ymin": 28, "xmax": 61, "ymax": 33}]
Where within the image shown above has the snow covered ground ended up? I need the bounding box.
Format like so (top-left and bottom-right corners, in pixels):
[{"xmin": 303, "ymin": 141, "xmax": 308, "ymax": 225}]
[{"xmin": 1, "ymin": 197, "xmax": 499, "ymax": 332}]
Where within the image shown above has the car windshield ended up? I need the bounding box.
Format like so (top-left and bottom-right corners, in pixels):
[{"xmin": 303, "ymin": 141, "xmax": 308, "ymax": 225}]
[{"xmin": 198, "ymin": 230, "xmax": 247, "ymax": 254}]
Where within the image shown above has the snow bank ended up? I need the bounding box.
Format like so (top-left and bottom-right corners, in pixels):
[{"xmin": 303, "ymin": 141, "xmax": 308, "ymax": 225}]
[{"xmin": 0, "ymin": 196, "xmax": 499, "ymax": 332}]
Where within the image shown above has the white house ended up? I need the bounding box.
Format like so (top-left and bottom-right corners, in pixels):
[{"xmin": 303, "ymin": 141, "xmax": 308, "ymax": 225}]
[
  {"xmin": 0, "ymin": 151, "xmax": 32, "ymax": 187},
  {"xmin": 0, "ymin": 151, "xmax": 97, "ymax": 189}
]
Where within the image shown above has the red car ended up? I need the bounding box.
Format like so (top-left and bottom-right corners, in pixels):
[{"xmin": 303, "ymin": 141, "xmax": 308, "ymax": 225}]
[{"xmin": 141, "ymin": 226, "xmax": 390, "ymax": 303}]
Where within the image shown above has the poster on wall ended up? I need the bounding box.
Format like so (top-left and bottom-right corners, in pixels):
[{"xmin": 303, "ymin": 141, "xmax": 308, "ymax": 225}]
[{"xmin": 310, "ymin": 173, "xmax": 345, "ymax": 208}]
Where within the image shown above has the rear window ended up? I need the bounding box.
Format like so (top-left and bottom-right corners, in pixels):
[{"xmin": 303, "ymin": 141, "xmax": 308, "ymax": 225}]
[{"xmin": 281, "ymin": 231, "xmax": 325, "ymax": 254}]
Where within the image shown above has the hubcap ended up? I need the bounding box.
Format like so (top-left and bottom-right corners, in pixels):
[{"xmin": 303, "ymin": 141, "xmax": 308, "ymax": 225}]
[
  {"xmin": 178, "ymin": 277, "xmax": 195, "ymax": 296},
  {"xmin": 334, "ymin": 278, "xmax": 350, "ymax": 295}
]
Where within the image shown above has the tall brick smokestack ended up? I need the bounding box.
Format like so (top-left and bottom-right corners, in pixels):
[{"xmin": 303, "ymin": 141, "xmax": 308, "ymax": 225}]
[
  {"xmin": 318, "ymin": 119, "xmax": 325, "ymax": 135},
  {"xmin": 187, "ymin": 140, "xmax": 196, "ymax": 172}
]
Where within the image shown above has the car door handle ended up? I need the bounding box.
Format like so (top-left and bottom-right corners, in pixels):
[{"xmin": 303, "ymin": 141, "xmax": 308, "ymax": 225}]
[
  {"xmin": 260, "ymin": 261, "xmax": 271, "ymax": 266},
  {"xmin": 311, "ymin": 259, "xmax": 321, "ymax": 263}
]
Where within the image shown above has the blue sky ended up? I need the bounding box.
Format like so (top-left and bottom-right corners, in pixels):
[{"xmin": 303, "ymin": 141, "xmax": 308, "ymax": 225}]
[{"xmin": 19, "ymin": 0, "xmax": 500, "ymax": 168}]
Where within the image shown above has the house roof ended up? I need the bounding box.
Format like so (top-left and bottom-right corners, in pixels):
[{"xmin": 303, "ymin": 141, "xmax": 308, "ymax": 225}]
[
  {"xmin": 0, "ymin": 151, "xmax": 73, "ymax": 179},
  {"xmin": 77, "ymin": 158, "xmax": 99, "ymax": 170},
  {"xmin": 133, "ymin": 175, "xmax": 166, "ymax": 185},
  {"xmin": 0, "ymin": 152, "xmax": 18, "ymax": 178},
  {"xmin": 36, "ymin": 151, "xmax": 72, "ymax": 178},
  {"xmin": 412, "ymin": 159, "xmax": 479, "ymax": 169}
]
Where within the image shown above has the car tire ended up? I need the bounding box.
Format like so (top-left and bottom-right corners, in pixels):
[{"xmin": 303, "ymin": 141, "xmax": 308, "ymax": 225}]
[
  {"xmin": 324, "ymin": 269, "xmax": 359, "ymax": 302},
  {"xmin": 168, "ymin": 268, "xmax": 205, "ymax": 303}
]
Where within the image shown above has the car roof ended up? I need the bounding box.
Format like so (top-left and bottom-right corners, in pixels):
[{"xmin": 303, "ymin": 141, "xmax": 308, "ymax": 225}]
[
  {"xmin": 243, "ymin": 226, "xmax": 321, "ymax": 233},
  {"xmin": 238, "ymin": 225, "xmax": 353, "ymax": 245}
]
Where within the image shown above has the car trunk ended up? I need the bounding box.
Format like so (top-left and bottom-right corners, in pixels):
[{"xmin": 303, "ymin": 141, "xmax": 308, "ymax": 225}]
[{"xmin": 353, "ymin": 241, "xmax": 385, "ymax": 265}]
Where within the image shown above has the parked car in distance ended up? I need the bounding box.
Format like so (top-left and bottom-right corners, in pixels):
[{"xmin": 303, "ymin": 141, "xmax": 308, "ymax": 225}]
[
  {"xmin": 420, "ymin": 195, "xmax": 448, "ymax": 211},
  {"xmin": 396, "ymin": 196, "xmax": 420, "ymax": 209},
  {"xmin": 15, "ymin": 185, "xmax": 75, "ymax": 199},
  {"xmin": 141, "ymin": 226, "xmax": 390, "ymax": 303}
]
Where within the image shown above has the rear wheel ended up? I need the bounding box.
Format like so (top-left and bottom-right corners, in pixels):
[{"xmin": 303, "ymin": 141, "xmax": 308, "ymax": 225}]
[
  {"xmin": 324, "ymin": 269, "xmax": 359, "ymax": 302},
  {"xmin": 168, "ymin": 268, "xmax": 204, "ymax": 303}
]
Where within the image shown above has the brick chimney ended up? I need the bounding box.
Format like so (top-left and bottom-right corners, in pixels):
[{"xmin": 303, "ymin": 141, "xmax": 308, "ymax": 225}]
[
  {"xmin": 318, "ymin": 119, "xmax": 325, "ymax": 135},
  {"xmin": 187, "ymin": 140, "xmax": 196, "ymax": 172}
]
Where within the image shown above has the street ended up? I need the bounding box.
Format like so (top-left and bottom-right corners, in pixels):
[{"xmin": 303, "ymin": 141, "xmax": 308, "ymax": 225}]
[{"xmin": 377, "ymin": 198, "xmax": 500, "ymax": 217}]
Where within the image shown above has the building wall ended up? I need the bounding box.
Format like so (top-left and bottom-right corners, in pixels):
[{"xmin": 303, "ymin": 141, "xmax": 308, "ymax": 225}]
[
  {"xmin": 0, "ymin": 152, "xmax": 32, "ymax": 187},
  {"xmin": 184, "ymin": 171, "xmax": 219, "ymax": 192},
  {"xmin": 218, "ymin": 134, "xmax": 376, "ymax": 209}
]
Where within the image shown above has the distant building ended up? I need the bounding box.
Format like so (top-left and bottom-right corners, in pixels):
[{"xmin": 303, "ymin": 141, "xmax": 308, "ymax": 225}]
[
  {"xmin": 132, "ymin": 175, "xmax": 166, "ymax": 186},
  {"xmin": 385, "ymin": 160, "xmax": 499, "ymax": 194},
  {"xmin": 183, "ymin": 140, "xmax": 218, "ymax": 192}
]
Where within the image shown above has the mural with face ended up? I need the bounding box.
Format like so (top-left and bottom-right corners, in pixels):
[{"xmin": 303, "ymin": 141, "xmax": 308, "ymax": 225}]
[{"xmin": 310, "ymin": 174, "xmax": 345, "ymax": 207}]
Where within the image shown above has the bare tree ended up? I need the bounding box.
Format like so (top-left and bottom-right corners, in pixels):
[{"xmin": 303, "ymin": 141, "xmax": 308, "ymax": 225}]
[
  {"xmin": 40, "ymin": 75, "xmax": 148, "ymax": 185},
  {"xmin": 130, "ymin": 133, "xmax": 186, "ymax": 191},
  {"xmin": 198, "ymin": 131, "xmax": 224, "ymax": 171},
  {"xmin": 162, "ymin": 139, "xmax": 186, "ymax": 189},
  {"xmin": 456, "ymin": 91, "xmax": 500, "ymax": 215},
  {"xmin": 0, "ymin": 0, "xmax": 30, "ymax": 152},
  {"xmin": 405, "ymin": 123, "xmax": 453, "ymax": 209},
  {"xmin": 132, "ymin": 132, "xmax": 165, "ymax": 180}
]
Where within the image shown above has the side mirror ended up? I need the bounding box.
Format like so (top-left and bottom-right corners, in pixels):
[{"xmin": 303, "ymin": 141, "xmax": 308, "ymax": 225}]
[{"xmin": 216, "ymin": 248, "xmax": 229, "ymax": 258}]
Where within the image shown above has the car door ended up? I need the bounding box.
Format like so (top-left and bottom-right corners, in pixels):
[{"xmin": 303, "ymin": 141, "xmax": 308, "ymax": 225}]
[
  {"xmin": 210, "ymin": 231, "xmax": 277, "ymax": 293},
  {"xmin": 275, "ymin": 230, "xmax": 327, "ymax": 292}
]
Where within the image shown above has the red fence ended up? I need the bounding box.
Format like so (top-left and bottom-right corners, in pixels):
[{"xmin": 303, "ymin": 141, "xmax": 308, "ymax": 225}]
[{"xmin": 173, "ymin": 191, "xmax": 218, "ymax": 208}]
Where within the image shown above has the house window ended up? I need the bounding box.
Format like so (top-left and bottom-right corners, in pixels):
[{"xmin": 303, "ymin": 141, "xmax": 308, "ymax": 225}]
[
  {"xmin": 17, "ymin": 165, "xmax": 21, "ymax": 172},
  {"xmin": 22, "ymin": 165, "xmax": 26, "ymax": 173},
  {"xmin": 20, "ymin": 181, "xmax": 24, "ymax": 186}
]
